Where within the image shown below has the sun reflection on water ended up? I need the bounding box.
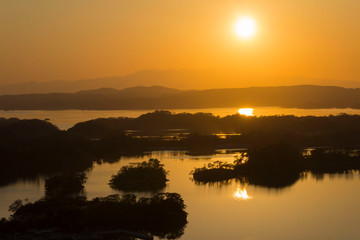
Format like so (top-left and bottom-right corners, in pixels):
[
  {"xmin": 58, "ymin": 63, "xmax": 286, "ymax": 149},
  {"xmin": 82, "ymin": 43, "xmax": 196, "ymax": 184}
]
[
  {"xmin": 238, "ymin": 108, "xmax": 254, "ymax": 116},
  {"xmin": 234, "ymin": 187, "xmax": 252, "ymax": 200}
]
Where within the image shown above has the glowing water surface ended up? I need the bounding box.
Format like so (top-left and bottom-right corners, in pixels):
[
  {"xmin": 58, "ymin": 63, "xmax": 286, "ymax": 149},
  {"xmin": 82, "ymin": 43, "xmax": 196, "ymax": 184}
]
[{"xmin": 1, "ymin": 150, "xmax": 360, "ymax": 239}]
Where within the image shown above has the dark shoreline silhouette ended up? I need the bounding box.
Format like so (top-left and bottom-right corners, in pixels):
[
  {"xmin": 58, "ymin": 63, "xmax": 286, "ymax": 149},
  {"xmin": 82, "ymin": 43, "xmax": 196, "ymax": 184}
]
[
  {"xmin": 2, "ymin": 111, "xmax": 360, "ymax": 187},
  {"xmin": 192, "ymin": 145, "xmax": 360, "ymax": 188}
]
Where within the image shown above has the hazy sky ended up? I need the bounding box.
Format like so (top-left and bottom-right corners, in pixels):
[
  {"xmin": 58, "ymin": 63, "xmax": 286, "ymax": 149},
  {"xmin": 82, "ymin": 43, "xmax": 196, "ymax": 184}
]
[{"xmin": 0, "ymin": 0, "xmax": 359, "ymax": 85}]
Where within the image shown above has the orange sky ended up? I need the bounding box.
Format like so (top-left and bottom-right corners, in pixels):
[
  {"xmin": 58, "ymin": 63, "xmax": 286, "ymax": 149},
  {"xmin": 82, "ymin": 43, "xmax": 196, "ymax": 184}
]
[{"xmin": 0, "ymin": 0, "xmax": 359, "ymax": 85}]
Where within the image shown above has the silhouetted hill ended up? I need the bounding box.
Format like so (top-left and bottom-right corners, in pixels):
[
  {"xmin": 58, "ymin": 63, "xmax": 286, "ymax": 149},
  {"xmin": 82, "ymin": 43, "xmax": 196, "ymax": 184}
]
[
  {"xmin": 2, "ymin": 69, "xmax": 360, "ymax": 95},
  {"xmin": 76, "ymin": 88, "xmax": 122, "ymax": 95},
  {"xmin": 76, "ymin": 86, "xmax": 183, "ymax": 98},
  {"xmin": 0, "ymin": 69, "xmax": 206, "ymax": 94},
  {"xmin": 1, "ymin": 85, "xmax": 360, "ymax": 110}
]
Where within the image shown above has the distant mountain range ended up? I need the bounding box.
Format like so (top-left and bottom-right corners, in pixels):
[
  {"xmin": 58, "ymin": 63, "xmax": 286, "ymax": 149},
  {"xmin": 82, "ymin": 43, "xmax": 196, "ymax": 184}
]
[
  {"xmin": 1, "ymin": 85, "xmax": 360, "ymax": 110},
  {"xmin": 0, "ymin": 69, "xmax": 210, "ymax": 95},
  {"xmin": 1, "ymin": 69, "xmax": 360, "ymax": 95}
]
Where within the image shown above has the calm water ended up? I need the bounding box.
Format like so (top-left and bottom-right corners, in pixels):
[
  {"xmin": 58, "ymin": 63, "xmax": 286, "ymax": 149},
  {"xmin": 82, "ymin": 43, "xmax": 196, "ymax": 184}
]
[
  {"xmin": 1, "ymin": 150, "xmax": 360, "ymax": 239},
  {"xmin": 1, "ymin": 107, "xmax": 360, "ymax": 129}
]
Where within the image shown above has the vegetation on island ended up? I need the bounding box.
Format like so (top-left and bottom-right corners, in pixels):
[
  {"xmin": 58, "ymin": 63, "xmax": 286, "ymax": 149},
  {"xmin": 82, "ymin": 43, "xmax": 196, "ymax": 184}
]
[
  {"xmin": 191, "ymin": 160, "xmax": 240, "ymax": 182},
  {"xmin": 192, "ymin": 144, "xmax": 360, "ymax": 188},
  {"xmin": 305, "ymin": 148, "xmax": 360, "ymax": 175},
  {"xmin": 68, "ymin": 110, "xmax": 360, "ymax": 136},
  {"xmin": 0, "ymin": 172, "xmax": 187, "ymax": 240},
  {"xmin": 2, "ymin": 193, "xmax": 188, "ymax": 239},
  {"xmin": 45, "ymin": 172, "xmax": 87, "ymax": 198},
  {"xmin": 109, "ymin": 159, "xmax": 168, "ymax": 192}
]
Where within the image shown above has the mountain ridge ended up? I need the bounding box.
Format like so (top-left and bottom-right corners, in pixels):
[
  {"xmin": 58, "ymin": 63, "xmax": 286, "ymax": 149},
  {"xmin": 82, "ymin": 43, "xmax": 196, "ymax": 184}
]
[
  {"xmin": 2, "ymin": 69, "xmax": 360, "ymax": 95},
  {"xmin": 1, "ymin": 85, "xmax": 360, "ymax": 110}
]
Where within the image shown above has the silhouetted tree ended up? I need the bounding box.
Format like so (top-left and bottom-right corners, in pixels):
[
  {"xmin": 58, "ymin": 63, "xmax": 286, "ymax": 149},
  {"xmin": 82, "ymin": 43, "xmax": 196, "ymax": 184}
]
[{"xmin": 109, "ymin": 159, "xmax": 168, "ymax": 192}]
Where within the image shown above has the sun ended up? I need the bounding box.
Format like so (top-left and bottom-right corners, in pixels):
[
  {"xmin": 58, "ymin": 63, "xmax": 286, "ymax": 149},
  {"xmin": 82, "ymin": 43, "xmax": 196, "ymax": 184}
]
[{"xmin": 234, "ymin": 17, "xmax": 256, "ymax": 39}]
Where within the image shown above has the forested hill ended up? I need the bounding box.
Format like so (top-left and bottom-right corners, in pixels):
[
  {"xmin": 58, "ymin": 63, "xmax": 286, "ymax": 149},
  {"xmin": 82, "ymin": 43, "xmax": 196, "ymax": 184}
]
[{"xmin": 0, "ymin": 85, "xmax": 360, "ymax": 110}]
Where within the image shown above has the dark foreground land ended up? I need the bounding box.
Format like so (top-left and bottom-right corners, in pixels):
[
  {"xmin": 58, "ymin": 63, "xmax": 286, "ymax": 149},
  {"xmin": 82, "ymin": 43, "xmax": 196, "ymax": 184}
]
[
  {"xmin": 0, "ymin": 173, "xmax": 188, "ymax": 240},
  {"xmin": 2, "ymin": 111, "xmax": 360, "ymax": 185},
  {"xmin": 2, "ymin": 111, "xmax": 360, "ymax": 238}
]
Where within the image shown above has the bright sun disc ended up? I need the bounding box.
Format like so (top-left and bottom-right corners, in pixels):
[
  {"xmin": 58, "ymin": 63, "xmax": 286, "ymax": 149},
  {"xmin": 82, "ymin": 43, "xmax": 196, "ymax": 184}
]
[
  {"xmin": 235, "ymin": 17, "xmax": 256, "ymax": 39},
  {"xmin": 238, "ymin": 108, "xmax": 254, "ymax": 116}
]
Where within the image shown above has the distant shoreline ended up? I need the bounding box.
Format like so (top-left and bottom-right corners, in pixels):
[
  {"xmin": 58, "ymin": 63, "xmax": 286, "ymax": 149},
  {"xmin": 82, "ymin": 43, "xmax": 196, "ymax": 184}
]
[
  {"xmin": 2, "ymin": 107, "xmax": 360, "ymax": 130},
  {"xmin": 1, "ymin": 85, "xmax": 360, "ymax": 111}
]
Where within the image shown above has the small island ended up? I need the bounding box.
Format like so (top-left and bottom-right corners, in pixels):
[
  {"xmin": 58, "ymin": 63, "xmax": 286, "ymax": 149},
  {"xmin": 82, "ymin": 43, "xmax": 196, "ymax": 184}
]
[
  {"xmin": 191, "ymin": 144, "xmax": 360, "ymax": 188},
  {"xmin": 109, "ymin": 159, "xmax": 169, "ymax": 192}
]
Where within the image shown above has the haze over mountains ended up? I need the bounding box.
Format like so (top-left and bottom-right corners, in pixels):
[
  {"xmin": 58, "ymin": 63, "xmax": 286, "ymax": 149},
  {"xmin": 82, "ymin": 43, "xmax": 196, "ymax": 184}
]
[
  {"xmin": 1, "ymin": 69, "xmax": 360, "ymax": 95},
  {"xmin": 1, "ymin": 85, "xmax": 360, "ymax": 110},
  {"xmin": 2, "ymin": 69, "xmax": 360, "ymax": 110}
]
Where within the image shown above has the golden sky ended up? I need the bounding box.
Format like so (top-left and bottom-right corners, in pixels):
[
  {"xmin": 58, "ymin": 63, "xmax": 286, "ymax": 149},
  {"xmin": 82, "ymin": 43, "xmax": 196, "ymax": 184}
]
[{"xmin": 0, "ymin": 0, "xmax": 359, "ymax": 85}]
